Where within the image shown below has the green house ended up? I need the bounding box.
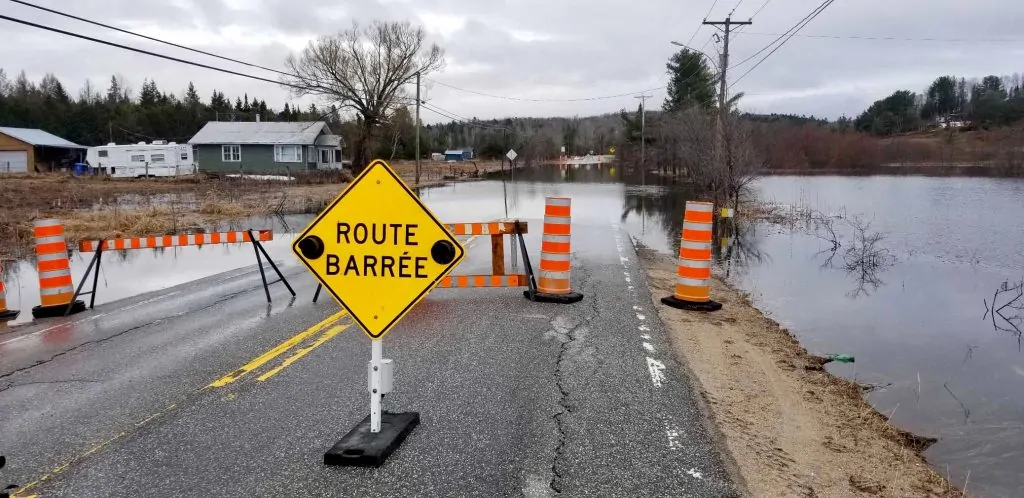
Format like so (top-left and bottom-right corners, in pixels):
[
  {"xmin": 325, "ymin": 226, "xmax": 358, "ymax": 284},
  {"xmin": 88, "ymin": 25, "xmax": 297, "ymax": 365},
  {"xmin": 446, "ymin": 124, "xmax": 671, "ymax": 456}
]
[{"xmin": 188, "ymin": 121, "xmax": 345, "ymax": 174}]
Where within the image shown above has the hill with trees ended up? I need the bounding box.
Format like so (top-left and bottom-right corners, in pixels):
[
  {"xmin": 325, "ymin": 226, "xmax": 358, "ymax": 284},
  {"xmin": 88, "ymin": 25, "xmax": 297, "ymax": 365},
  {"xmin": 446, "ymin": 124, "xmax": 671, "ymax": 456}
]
[{"xmin": 855, "ymin": 73, "xmax": 1024, "ymax": 135}]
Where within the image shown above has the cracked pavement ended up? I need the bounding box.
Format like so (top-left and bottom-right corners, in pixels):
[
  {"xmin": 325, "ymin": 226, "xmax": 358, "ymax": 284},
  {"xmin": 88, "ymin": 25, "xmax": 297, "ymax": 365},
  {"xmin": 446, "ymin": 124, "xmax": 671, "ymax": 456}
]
[{"xmin": 0, "ymin": 217, "xmax": 735, "ymax": 496}]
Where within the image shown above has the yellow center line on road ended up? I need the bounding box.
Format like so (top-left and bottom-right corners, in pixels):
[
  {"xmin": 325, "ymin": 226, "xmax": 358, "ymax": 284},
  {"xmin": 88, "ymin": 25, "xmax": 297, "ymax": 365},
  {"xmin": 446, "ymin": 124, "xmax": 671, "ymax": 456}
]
[
  {"xmin": 256, "ymin": 323, "xmax": 351, "ymax": 382},
  {"xmin": 206, "ymin": 310, "xmax": 348, "ymax": 389},
  {"xmin": 14, "ymin": 313, "xmax": 352, "ymax": 496}
]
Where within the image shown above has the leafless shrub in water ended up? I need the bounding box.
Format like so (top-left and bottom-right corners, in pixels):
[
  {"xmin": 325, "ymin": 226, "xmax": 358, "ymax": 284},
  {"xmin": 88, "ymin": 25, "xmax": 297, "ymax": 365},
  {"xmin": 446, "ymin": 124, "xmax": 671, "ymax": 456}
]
[
  {"xmin": 842, "ymin": 216, "xmax": 896, "ymax": 298},
  {"xmin": 983, "ymin": 278, "xmax": 1024, "ymax": 348}
]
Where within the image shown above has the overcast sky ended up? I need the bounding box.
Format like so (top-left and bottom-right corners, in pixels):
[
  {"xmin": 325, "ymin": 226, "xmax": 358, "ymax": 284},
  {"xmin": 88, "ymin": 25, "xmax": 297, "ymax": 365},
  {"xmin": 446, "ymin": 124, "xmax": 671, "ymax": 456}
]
[{"xmin": 3, "ymin": 0, "xmax": 1023, "ymax": 122}]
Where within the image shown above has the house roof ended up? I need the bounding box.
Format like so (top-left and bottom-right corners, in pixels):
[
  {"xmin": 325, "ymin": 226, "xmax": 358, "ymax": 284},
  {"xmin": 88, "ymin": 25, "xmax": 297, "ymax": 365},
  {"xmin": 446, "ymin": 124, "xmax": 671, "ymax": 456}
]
[
  {"xmin": 188, "ymin": 121, "xmax": 334, "ymax": 145},
  {"xmin": 314, "ymin": 134, "xmax": 344, "ymax": 147},
  {"xmin": 0, "ymin": 127, "xmax": 84, "ymax": 148}
]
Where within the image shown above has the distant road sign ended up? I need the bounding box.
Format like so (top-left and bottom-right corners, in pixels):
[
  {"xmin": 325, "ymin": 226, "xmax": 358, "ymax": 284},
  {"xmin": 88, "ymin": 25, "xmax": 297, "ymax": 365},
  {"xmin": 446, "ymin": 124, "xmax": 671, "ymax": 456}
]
[
  {"xmin": 609, "ymin": 146, "xmax": 616, "ymax": 154},
  {"xmin": 506, "ymin": 149, "xmax": 518, "ymax": 161},
  {"xmin": 292, "ymin": 159, "xmax": 465, "ymax": 339}
]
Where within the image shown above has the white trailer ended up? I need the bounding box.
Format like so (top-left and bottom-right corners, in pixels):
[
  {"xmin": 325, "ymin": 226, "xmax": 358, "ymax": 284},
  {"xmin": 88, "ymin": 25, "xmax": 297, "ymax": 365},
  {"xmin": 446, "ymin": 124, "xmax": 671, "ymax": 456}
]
[{"xmin": 86, "ymin": 141, "xmax": 196, "ymax": 178}]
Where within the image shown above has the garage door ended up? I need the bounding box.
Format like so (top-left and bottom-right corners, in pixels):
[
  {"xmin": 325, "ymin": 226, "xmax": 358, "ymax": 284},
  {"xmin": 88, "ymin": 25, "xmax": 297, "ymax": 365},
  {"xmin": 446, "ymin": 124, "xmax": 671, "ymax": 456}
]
[{"xmin": 0, "ymin": 151, "xmax": 28, "ymax": 173}]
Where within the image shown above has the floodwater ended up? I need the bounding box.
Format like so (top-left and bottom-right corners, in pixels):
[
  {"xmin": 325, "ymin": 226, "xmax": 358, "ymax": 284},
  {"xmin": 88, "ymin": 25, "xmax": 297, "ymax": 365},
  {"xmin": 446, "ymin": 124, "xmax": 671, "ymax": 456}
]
[{"xmin": 2, "ymin": 164, "xmax": 1022, "ymax": 495}]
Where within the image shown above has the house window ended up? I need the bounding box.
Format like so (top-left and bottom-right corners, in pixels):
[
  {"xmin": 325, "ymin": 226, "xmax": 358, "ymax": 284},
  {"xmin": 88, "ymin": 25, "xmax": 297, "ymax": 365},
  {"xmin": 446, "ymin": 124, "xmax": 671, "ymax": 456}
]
[
  {"xmin": 98, "ymin": 150, "xmax": 109, "ymax": 157},
  {"xmin": 274, "ymin": 145, "xmax": 303, "ymax": 163},
  {"xmin": 180, "ymin": 152, "xmax": 189, "ymax": 161},
  {"xmin": 334, "ymin": 150, "xmax": 343, "ymax": 163},
  {"xmin": 320, "ymin": 149, "xmax": 330, "ymax": 163},
  {"xmin": 150, "ymin": 154, "xmax": 166, "ymax": 163},
  {"xmin": 130, "ymin": 154, "xmax": 145, "ymax": 162},
  {"xmin": 222, "ymin": 145, "xmax": 241, "ymax": 162}
]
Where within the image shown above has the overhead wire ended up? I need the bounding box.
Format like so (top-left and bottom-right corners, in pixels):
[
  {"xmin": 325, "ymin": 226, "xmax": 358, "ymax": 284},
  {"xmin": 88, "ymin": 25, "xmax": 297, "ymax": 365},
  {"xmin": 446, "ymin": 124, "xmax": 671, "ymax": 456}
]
[
  {"xmin": 686, "ymin": 0, "xmax": 721, "ymax": 45},
  {"xmin": 0, "ymin": 14, "xmax": 311, "ymax": 91},
  {"xmin": 737, "ymin": 31, "xmax": 1024, "ymax": 43},
  {"xmin": 728, "ymin": 0, "xmax": 832, "ymax": 68},
  {"xmin": 423, "ymin": 77, "xmax": 666, "ymax": 103},
  {"xmin": 421, "ymin": 102, "xmax": 513, "ymax": 131},
  {"xmin": 7, "ymin": 1, "xmax": 677, "ymax": 107},
  {"xmin": 6, "ymin": 0, "xmax": 296, "ymax": 78},
  {"xmin": 729, "ymin": 0, "xmax": 836, "ymax": 88},
  {"xmin": 749, "ymin": 0, "xmax": 773, "ymax": 19},
  {"xmin": 7, "ymin": 0, "xmax": 747, "ymax": 115},
  {"xmin": 729, "ymin": 0, "xmax": 745, "ymax": 16}
]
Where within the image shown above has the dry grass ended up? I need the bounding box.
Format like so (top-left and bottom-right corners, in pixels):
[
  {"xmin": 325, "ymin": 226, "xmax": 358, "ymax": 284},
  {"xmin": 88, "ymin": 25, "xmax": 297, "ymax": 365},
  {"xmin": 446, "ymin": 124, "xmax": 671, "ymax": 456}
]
[{"xmin": 0, "ymin": 162, "xmax": 503, "ymax": 259}]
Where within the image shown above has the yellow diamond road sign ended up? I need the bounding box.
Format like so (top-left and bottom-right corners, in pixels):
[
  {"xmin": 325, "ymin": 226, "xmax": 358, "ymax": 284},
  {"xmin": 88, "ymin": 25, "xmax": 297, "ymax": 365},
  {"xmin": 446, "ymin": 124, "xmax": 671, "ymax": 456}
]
[{"xmin": 292, "ymin": 159, "xmax": 465, "ymax": 339}]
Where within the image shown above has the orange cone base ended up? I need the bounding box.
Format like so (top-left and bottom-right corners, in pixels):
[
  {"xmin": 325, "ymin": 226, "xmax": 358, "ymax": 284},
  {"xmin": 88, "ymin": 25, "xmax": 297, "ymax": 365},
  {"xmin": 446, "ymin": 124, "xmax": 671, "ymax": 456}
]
[
  {"xmin": 31, "ymin": 300, "xmax": 86, "ymax": 319},
  {"xmin": 661, "ymin": 295, "xmax": 722, "ymax": 312},
  {"xmin": 0, "ymin": 309, "xmax": 19, "ymax": 321},
  {"xmin": 524, "ymin": 290, "xmax": 584, "ymax": 304}
]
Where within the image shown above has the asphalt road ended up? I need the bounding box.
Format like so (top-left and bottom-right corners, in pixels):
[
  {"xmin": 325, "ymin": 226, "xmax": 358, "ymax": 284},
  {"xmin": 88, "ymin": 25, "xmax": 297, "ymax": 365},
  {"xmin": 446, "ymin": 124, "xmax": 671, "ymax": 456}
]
[{"xmin": 0, "ymin": 220, "xmax": 737, "ymax": 497}]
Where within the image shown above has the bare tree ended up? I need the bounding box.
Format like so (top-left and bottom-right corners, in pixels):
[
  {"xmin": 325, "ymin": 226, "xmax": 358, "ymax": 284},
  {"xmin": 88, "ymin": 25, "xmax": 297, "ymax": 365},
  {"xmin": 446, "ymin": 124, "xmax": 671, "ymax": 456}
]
[
  {"xmin": 281, "ymin": 21, "xmax": 444, "ymax": 170},
  {"xmin": 721, "ymin": 116, "xmax": 764, "ymax": 210}
]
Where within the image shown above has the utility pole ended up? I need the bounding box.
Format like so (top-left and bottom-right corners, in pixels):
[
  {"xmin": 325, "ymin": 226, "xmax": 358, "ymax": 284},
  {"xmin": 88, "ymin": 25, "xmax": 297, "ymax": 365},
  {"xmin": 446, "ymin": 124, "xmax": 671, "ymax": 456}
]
[
  {"xmin": 703, "ymin": 16, "xmax": 750, "ymax": 207},
  {"xmin": 415, "ymin": 71, "xmax": 421, "ymax": 187},
  {"xmin": 634, "ymin": 93, "xmax": 651, "ymax": 184}
]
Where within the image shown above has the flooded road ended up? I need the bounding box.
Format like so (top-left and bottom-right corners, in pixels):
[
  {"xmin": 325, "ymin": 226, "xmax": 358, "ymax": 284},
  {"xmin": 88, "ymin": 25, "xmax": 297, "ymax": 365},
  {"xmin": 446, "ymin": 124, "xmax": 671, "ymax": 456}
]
[{"xmin": 2, "ymin": 165, "xmax": 1021, "ymax": 495}]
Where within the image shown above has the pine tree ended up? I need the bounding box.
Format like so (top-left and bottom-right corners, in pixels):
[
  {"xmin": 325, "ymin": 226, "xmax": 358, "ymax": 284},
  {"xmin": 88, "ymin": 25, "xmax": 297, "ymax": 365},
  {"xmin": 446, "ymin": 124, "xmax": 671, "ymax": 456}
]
[{"xmin": 185, "ymin": 82, "xmax": 201, "ymax": 107}]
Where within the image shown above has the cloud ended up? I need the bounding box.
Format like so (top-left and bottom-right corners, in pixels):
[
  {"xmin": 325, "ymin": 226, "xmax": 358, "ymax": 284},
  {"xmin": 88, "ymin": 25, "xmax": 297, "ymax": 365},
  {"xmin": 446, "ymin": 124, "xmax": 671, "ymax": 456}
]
[{"xmin": 2, "ymin": 0, "xmax": 1023, "ymax": 122}]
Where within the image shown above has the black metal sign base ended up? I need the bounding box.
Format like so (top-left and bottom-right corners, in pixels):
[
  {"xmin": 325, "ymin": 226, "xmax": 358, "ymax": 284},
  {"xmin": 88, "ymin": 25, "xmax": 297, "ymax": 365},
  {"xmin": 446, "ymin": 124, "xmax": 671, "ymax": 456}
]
[
  {"xmin": 524, "ymin": 290, "xmax": 584, "ymax": 304},
  {"xmin": 324, "ymin": 412, "xmax": 419, "ymax": 467},
  {"xmin": 32, "ymin": 300, "xmax": 86, "ymax": 319},
  {"xmin": 661, "ymin": 295, "xmax": 723, "ymax": 312}
]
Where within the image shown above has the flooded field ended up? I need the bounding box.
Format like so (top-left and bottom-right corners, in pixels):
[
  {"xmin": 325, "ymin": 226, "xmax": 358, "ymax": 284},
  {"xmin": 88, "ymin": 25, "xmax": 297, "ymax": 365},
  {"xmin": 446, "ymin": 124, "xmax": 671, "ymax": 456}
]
[{"xmin": 2, "ymin": 164, "xmax": 1021, "ymax": 495}]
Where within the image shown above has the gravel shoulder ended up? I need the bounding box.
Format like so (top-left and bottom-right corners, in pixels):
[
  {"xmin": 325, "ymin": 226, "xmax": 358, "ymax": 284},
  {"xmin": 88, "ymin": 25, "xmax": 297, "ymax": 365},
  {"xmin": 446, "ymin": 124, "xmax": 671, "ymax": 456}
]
[{"xmin": 636, "ymin": 245, "xmax": 963, "ymax": 498}]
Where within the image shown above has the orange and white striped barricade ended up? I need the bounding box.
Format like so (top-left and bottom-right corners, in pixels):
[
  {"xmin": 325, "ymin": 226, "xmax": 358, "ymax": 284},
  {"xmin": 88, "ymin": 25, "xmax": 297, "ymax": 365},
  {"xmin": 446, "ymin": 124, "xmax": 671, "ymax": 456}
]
[
  {"xmin": 0, "ymin": 263, "xmax": 20, "ymax": 321},
  {"xmin": 310, "ymin": 221, "xmax": 533, "ymax": 303},
  {"xmin": 32, "ymin": 219, "xmax": 87, "ymax": 318},
  {"xmin": 74, "ymin": 229, "xmax": 293, "ymax": 309},
  {"xmin": 661, "ymin": 201, "xmax": 722, "ymax": 312},
  {"xmin": 524, "ymin": 196, "xmax": 583, "ymax": 304}
]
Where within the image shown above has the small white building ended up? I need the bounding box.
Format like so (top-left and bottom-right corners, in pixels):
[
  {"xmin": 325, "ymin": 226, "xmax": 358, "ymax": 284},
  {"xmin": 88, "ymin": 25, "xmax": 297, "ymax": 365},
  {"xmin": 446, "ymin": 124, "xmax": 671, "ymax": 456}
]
[{"xmin": 86, "ymin": 141, "xmax": 196, "ymax": 178}]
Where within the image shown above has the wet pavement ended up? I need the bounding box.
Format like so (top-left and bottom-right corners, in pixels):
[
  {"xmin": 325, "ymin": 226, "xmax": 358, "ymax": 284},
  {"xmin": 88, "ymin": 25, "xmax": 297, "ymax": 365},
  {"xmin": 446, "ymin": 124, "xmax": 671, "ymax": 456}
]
[
  {"xmin": 0, "ymin": 171, "xmax": 736, "ymax": 496},
  {"xmin": 6, "ymin": 166, "xmax": 1021, "ymax": 495}
]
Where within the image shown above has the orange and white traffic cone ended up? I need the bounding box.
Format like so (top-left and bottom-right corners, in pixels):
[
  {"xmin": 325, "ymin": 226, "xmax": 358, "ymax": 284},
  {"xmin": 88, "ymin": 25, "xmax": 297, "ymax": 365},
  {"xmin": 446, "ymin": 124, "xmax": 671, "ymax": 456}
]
[
  {"xmin": 525, "ymin": 196, "xmax": 583, "ymax": 304},
  {"xmin": 31, "ymin": 219, "xmax": 86, "ymax": 319},
  {"xmin": 0, "ymin": 263, "xmax": 20, "ymax": 321},
  {"xmin": 661, "ymin": 201, "xmax": 722, "ymax": 312}
]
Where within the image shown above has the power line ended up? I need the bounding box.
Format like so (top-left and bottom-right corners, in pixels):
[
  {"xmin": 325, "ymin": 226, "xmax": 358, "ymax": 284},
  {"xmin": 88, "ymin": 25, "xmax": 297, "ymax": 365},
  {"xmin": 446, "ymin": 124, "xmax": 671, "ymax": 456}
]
[
  {"xmin": 738, "ymin": 31, "xmax": 1024, "ymax": 43},
  {"xmin": 686, "ymin": 0, "xmax": 721, "ymax": 46},
  {"xmin": 421, "ymin": 102, "xmax": 512, "ymax": 131},
  {"xmin": 729, "ymin": 0, "xmax": 831, "ymax": 68},
  {"xmin": 729, "ymin": 0, "xmax": 746, "ymax": 16},
  {"xmin": 423, "ymin": 77, "xmax": 665, "ymax": 103},
  {"xmin": 749, "ymin": 0, "xmax": 773, "ymax": 19},
  {"xmin": 7, "ymin": 0, "xmax": 294, "ymax": 78},
  {"xmin": 0, "ymin": 14, "xmax": 311, "ymax": 92},
  {"xmin": 3, "ymin": 4, "xmax": 421, "ymax": 102},
  {"xmin": 729, "ymin": 0, "xmax": 836, "ymax": 88}
]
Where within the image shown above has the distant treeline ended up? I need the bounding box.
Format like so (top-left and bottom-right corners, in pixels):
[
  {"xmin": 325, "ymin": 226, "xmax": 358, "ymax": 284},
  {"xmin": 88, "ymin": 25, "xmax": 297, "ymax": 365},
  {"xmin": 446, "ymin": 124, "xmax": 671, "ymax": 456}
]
[
  {"xmin": 855, "ymin": 73, "xmax": 1024, "ymax": 135},
  {"xmin": 0, "ymin": 69, "xmax": 341, "ymax": 147}
]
